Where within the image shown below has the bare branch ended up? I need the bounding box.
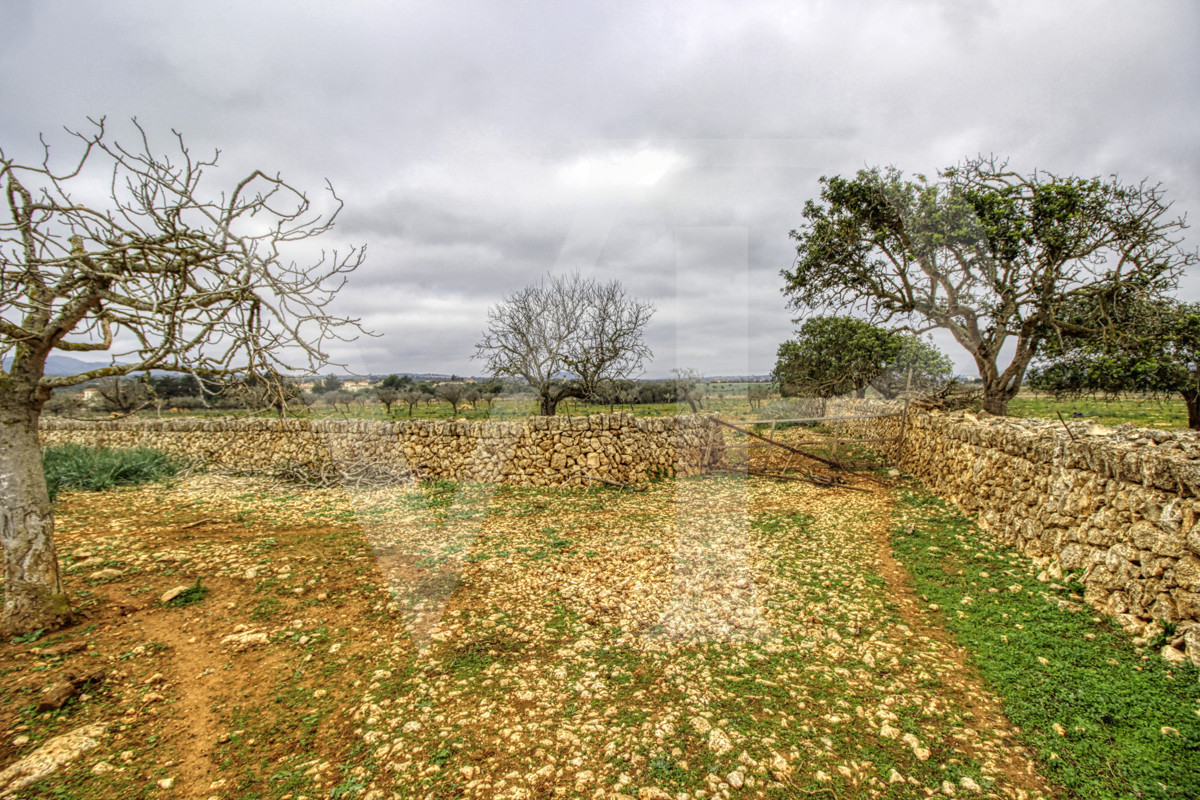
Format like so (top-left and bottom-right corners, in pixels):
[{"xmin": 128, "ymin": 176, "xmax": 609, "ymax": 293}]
[{"xmin": 474, "ymin": 273, "xmax": 654, "ymax": 415}]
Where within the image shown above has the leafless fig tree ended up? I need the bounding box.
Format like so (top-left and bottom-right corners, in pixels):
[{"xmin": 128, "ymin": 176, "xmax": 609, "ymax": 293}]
[
  {"xmin": 0, "ymin": 118, "xmax": 367, "ymax": 635},
  {"xmin": 95, "ymin": 375, "xmax": 152, "ymax": 414},
  {"xmin": 475, "ymin": 273, "xmax": 654, "ymax": 416}
]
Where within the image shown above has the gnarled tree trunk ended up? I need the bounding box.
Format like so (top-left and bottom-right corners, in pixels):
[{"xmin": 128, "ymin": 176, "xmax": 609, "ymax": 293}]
[
  {"xmin": 0, "ymin": 398, "xmax": 72, "ymax": 635},
  {"xmin": 1183, "ymin": 389, "xmax": 1200, "ymax": 431},
  {"xmin": 539, "ymin": 386, "xmax": 584, "ymax": 416},
  {"xmin": 981, "ymin": 393, "xmax": 1011, "ymax": 416},
  {"xmin": 539, "ymin": 394, "xmax": 560, "ymax": 416}
]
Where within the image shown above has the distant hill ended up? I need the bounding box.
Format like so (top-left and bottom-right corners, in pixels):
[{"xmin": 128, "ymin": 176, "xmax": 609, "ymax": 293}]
[{"xmin": 1, "ymin": 354, "xmax": 124, "ymax": 377}]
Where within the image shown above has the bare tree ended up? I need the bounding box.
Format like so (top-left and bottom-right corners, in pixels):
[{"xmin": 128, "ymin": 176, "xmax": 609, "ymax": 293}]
[
  {"xmin": 0, "ymin": 118, "xmax": 366, "ymax": 634},
  {"xmin": 95, "ymin": 375, "xmax": 152, "ymax": 414},
  {"xmin": 376, "ymin": 387, "xmax": 399, "ymax": 417},
  {"xmin": 435, "ymin": 382, "xmax": 468, "ymax": 417},
  {"xmin": 671, "ymin": 368, "xmax": 705, "ymax": 413},
  {"xmin": 474, "ymin": 273, "xmax": 654, "ymax": 415},
  {"xmin": 398, "ymin": 389, "xmax": 423, "ymax": 417}
]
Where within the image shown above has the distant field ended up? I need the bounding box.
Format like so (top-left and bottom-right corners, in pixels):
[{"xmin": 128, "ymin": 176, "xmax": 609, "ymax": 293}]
[
  {"xmin": 1007, "ymin": 392, "xmax": 1189, "ymax": 429},
  {"xmin": 53, "ymin": 386, "xmax": 1195, "ymax": 430},
  {"xmin": 61, "ymin": 390, "xmax": 771, "ymax": 423}
]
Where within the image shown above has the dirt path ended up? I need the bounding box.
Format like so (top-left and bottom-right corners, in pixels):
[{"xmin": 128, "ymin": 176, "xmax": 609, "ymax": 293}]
[{"xmin": 0, "ymin": 473, "xmax": 1059, "ymax": 799}]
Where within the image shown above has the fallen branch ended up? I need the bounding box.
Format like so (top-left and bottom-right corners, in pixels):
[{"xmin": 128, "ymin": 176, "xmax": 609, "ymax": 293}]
[
  {"xmin": 1056, "ymin": 411, "xmax": 1077, "ymax": 442},
  {"xmin": 713, "ymin": 418, "xmax": 844, "ymax": 470},
  {"xmin": 257, "ymin": 457, "xmax": 417, "ymax": 489}
]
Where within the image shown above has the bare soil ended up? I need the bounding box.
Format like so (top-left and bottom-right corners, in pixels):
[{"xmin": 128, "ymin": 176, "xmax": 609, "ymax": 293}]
[{"xmin": 0, "ymin": 462, "xmax": 1059, "ymax": 799}]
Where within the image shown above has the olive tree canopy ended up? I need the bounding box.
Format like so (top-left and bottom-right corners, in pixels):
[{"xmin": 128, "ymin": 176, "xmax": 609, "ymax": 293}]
[
  {"xmin": 474, "ymin": 273, "xmax": 653, "ymax": 416},
  {"xmin": 0, "ymin": 118, "xmax": 366, "ymax": 634},
  {"xmin": 782, "ymin": 157, "xmax": 1196, "ymax": 415},
  {"xmin": 1028, "ymin": 296, "xmax": 1200, "ymax": 429},
  {"xmin": 870, "ymin": 333, "xmax": 954, "ymax": 400},
  {"xmin": 774, "ymin": 317, "xmax": 899, "ymax": 399}
]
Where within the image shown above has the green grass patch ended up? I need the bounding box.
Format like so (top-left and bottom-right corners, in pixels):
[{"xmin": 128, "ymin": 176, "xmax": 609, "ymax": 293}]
[
  {"xmin": 891, "ymin": 489, "xmax": 1200, "ymax": 799},
  {"xmin": 1009, "ymin": 392, "xmax": 1188, "ymax": 429},
  {"xmin": 9, "ymin": 628, "xmax": 45, "ymax": 645},
  {"xmin": 42, "ymin": 443, "xmax": 183, "ymax": 501}
]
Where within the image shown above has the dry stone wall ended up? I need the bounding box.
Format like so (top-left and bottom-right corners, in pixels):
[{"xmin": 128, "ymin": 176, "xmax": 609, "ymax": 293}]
[
  {"xmin": 38, "ymin": 414, "xmax": 726, "ymax": 488},
  {"xmin": 879, "ymin": 407, "xmax": 1200, "ymax": 663}
]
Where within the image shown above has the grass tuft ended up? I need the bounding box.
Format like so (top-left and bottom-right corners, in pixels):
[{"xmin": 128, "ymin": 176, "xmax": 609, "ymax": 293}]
[{"xmin": 42, "ymin": 444, "xmax": 182, "ymax": 500}]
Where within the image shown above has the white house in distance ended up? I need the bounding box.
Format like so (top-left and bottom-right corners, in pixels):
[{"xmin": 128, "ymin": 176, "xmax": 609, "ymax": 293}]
[
  {"xmin": 342, "ymin": 380, "xmax": 372, "ymax": 392},
  {"xmin": 81, "ymin": 387, "xmax": 103, "ymax": 406}
]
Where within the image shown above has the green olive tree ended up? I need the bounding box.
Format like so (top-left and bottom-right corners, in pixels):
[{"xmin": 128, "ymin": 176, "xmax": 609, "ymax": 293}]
[
  {"xmin": 1028, "ymin": 297, "xmax": 1200, "ymax": 429},
  {"xmin": 782, "ymin": 157, "xmax": 1195, "ymax": 415},
  {"xmin": 774, "ymin": 316, "xmax": 900, "ymax": 398}
]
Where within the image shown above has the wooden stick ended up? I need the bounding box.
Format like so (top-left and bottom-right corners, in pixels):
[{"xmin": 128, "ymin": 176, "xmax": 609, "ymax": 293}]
[
  {"xmin": 713, "ymin": 418, "xmax": 843, "ymax": 469},
  {"xmin": 1056, "ymin": 411, "xmax": 1077, "ymax": 442}
]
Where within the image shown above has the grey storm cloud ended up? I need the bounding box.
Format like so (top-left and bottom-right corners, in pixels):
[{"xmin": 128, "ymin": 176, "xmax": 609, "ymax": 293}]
[{"xmin": 2, "ymin": 0, "xmax": 1197, "ymax": 377}]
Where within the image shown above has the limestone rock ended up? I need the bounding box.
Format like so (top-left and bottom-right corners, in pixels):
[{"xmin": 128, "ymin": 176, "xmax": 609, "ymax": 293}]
[
  {"xmin": 0, "ymin": 722, "xmax": 106, "ymax": 796},
  {"xmin": 637, "ymin": 788, "xmax": 672, "ymax": 800},
  {"xmin": 31, "ymin": 641, "xmax": 86, "ymax": 658},
  {"xmin": 706, "ymin": 728, "xmax": 733, "ymax": 756},
  {"xmin": 89, "ymin": 568, "xmax": 124, "ymax": 581},
  {"xmin": 221, "ymin": 629, "xmax": 270, "ymax": 649},
  {"xmin": 160, "ymin": 585, "xmax": 193, "ymax": 604}
]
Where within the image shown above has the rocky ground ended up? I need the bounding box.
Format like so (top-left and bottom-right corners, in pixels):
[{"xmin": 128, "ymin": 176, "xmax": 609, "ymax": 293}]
[{"xmin": 0, "ymin": 462, "xmax": 1062, "ymax": 799}]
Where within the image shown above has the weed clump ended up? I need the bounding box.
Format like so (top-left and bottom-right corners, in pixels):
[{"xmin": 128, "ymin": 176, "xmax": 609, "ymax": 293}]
[
  {"xmin": 42, "ymin": 444, "xmax": 182, "ymax": 500},
  {"xmin": 165, "ymin": 579, "xmax": 207, "ymax": 608}
]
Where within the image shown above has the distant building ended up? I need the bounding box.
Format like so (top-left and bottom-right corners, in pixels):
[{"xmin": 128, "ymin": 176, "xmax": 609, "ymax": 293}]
[
  {"xmin": 82, "ymin": 388, "xmax": 103, "ymax": 406},
  {"xmin": 343, "ymin": 380, "xmax": 372, "ymax": 392}
]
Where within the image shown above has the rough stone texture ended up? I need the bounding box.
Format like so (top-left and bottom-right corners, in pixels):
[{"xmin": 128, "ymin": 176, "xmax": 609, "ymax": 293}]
[
  {"xmin": 857, "ymin": 405, "xmax": 1200, "ymax": 661},
  {"xmin": 0, "ymin": 722, "xmax": 106, "ymax": 795},
  {"xmin": 38, "ymin": 414, "xmax": 727, "ymax": 489}
]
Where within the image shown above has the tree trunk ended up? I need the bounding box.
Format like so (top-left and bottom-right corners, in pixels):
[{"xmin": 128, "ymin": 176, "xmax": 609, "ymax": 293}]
[
  {"xmin": 1184, "ymin": 390, "xmax": 1200, "ymax": 431},
  {"xmin": 982, "ymin": 396, "xmax": 1008, "ymax": 415},
  {"xmin": 981, "ymin": 390, "xmax": 1010, "ymax": 416},
  {"xmin": 539, "ymin": 394, "xmax": 559, "ymax": 416},
  {"xmin": 0, "ymin": 400, "xmax": 72, "ymax": 636}
]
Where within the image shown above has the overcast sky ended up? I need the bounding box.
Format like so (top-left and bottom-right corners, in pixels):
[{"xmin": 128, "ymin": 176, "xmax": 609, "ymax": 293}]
[{"xmin": 3, "ymin": 0, "xmax": 1197, "ymax": 378}]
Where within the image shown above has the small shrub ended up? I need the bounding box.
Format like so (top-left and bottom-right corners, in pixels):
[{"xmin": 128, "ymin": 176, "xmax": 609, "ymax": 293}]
[
  {"xmin": 165, "ymin": 579, "xmax": 207, "ymax": 607},
  {"xmin": 1150, "ymin": 620, "xmax": 1179, "ymax": 650},
  {"xmin": 42, "ymin": 444, "xmax": 182, "ymax": 500}
]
